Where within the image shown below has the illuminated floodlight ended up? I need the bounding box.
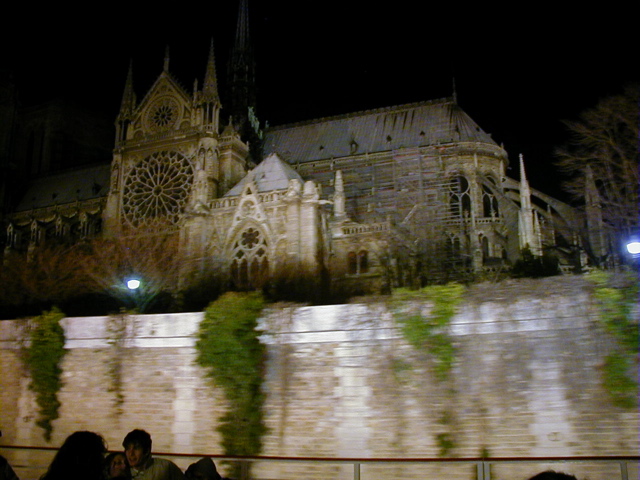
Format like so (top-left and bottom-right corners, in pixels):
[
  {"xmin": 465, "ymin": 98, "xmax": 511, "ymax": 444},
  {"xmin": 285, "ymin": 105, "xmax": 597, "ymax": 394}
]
[
  {"xmin": 126, "ymin": 279, "xmax": 141, "ymax": 290},
  {"xmin": 627, "ymin": 240, "xmax": 640, "ymax": 255}
]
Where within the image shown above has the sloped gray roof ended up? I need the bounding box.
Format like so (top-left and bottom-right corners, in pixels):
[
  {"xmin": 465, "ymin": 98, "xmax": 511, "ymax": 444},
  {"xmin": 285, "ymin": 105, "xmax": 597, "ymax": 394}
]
[
  {"xmin": 263, "ymin": 97, "xmax": 497, "ymax": 164},
  {"xmin": 15, "ymin": 164, "xmax": 111, "ymax": 212},
  {"xmin": 225, "ymin": 153, "xmax": 304, "ymax": 196}
]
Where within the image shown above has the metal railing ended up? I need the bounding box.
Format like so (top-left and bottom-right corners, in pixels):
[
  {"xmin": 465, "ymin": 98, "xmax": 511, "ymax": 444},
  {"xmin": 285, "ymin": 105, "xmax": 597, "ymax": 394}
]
[{"xmin": 1, "ymin": 445, "xmax": 637, "ymax": 480}]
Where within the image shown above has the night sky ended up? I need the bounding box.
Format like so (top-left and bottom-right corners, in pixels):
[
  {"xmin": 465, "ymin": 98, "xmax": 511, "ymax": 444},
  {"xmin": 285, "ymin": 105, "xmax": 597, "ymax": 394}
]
[{"xmin": 4, "ymin": 2, "xmax": 636, "ymax": 200}]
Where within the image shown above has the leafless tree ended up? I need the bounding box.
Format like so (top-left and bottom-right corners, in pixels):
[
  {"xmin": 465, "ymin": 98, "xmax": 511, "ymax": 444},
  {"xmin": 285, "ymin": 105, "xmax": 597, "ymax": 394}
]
[
  {"xmin": 0, "ymin": 244, "xmax": 92, "ymax": 307},
  {"xmin": 555, "ymin": 84, "xmax": 639, "ymax": 247},
  {"xmin": 0, "ymin": 233, "xmax": 183, "ymax": 313},
  {"xmin": 78, "ymin": 233, "xmax": 183, "ymax": 312}
]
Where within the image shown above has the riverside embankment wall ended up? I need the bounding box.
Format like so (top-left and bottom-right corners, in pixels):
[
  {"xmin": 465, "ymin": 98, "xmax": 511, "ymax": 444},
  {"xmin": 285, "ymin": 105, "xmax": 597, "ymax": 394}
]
[{"xmin": 0, "ymin": 276, "xmax": 637, "ymax": 480}]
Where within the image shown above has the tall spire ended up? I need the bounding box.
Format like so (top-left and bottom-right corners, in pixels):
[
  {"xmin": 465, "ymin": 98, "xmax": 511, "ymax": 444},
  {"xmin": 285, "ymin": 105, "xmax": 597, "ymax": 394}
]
[
  {"xmin": 518, "ymin": 154, "xmax": 541, "ymax": 255},
  {"xmin": 116, "ymin": 60, "xmax": 136, "ymax": 145},
  {"xmin": 118, "ymin": 60, "xmax": 136, "ymax": 118},
  {"xmin": 202, "ymin": 39, "xmax": 220, "ymax": 103},
  {"xmin": 163, "ymin": 45, "xmax": 170, "ymax": 72},
  {"xmin": 228, "ymin": 0, "xmax": 258, "ymax": 152}
]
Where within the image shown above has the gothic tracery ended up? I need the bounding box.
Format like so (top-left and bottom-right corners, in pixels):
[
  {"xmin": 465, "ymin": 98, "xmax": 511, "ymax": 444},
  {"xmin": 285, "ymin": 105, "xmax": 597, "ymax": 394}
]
[{"xmin": 122, "ymin": 151, "xmax": 193, "ymax": 229}]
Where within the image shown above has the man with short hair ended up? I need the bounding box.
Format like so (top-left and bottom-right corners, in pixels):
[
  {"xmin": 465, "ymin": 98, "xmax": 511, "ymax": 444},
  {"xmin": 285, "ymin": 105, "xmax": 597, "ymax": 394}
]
[{"xmin": 123, "ymin": 429, "xmax": 184, "ymax": 480}]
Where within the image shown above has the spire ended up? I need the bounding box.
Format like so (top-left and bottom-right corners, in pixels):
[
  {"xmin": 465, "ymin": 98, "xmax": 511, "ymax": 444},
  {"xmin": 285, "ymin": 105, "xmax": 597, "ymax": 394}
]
[
  {"xmin": 163, "ymin": 45, "xmax": 170, "ymax": 72},
  {"xmin": 202, "ymin": 39, "xmax": 220, "ymax": 103},
  {"xmin": 518, "ymin": 154, "xmax": 540, "ymax": 255},
  {"xmin": 234, "ymin": 0, "xmax": 251, "ymax": 53},
  {"xmin": 118, "ymin": 60, "xmax": 136, "ymax": 118},
  {"xmin": 452, "ymin": 77, "xmax": 458, "ymax": 104},
  {"xmin": 227, "ymin": 0, "xmax": 258, "ymax": 145}
]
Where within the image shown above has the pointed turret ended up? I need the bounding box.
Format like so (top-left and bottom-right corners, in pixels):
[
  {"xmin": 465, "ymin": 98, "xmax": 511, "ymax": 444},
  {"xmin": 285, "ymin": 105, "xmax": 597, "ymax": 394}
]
[
  {"xmin": 118, "ymin": 60, "xmax": 135, "ymax": 117},
  {"xmin": 198, "ymin": 39, "xmax": 221, "ymax": 129},
  {"xmin": 518, "ymin": 154, "xmax": 541, "ymax": 255},
  {"xmin": 116, "ymin": 61, "xmax": 136, "ymax": 144},
  {"xmin": 163, "ymin": 45, "xmax": 170, "ymax": 72},
  {"xmin": 202, "ymin": 39, "xmax": 220, "ymax": 104}
]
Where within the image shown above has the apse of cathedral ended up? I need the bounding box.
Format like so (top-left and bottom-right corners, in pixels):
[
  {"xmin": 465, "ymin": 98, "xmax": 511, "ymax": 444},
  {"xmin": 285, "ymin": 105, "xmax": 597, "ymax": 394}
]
[{"xmin": 0, "ymin": 4, "xmax": 591, "ymax": 295}]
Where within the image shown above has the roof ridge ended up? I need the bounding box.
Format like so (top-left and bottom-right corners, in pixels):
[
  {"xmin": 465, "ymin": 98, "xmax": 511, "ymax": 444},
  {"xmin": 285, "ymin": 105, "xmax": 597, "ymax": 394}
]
[{"xmin": 266, "ymin": 96, "xmax": 456, "ymax": 131}]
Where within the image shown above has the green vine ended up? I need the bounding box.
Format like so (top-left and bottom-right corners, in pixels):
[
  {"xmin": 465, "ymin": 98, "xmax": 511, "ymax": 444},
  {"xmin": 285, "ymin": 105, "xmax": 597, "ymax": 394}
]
[
  {"xmin": 106, "ymin": 310, "xmax": 135, "ymax": 415},
  {"xmin": 587, "ymin": 271, "xmax": 639, "ymax": 408},
  {"xmin": 22, "ymin": 308, "xmax": 67, "ymax": 441},
  {"xmin": 390, "ymin": 283, "xmax": 465, "ymax": 381},
  {"xmin": 196, "ymin": 292, "xmax": 267, "ymax": 478}
]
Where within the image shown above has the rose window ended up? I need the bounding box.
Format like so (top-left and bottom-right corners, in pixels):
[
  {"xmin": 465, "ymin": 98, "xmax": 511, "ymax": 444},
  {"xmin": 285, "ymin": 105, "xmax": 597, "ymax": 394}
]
[
  {"xmin": 145, "ymin": 97, "xmax": 180, "ymax": 131},
  {"xmin": 122, "ymin": 151, "xmax": 193, "ymax": 229}
]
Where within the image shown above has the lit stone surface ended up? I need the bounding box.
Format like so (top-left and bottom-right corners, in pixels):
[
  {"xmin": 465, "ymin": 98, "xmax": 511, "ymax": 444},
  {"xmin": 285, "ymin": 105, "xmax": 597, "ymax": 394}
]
[{"xmin": 0, "ymin": 277, "xmax": 637, "ymax": 480}]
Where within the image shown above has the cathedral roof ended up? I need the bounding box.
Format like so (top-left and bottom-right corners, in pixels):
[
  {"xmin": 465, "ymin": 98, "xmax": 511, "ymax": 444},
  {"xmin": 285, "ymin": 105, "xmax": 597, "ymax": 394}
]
[
  {"xmin": 15, "ymin": 164, "xmax": 110, "ymax": 212},
  {"xmin": 263, "ymin": 97, "xmax": 497, "ymax": 163},
  {"xmin": 225, "ymin": 153, "xmax": 303, "ymax": 196}
]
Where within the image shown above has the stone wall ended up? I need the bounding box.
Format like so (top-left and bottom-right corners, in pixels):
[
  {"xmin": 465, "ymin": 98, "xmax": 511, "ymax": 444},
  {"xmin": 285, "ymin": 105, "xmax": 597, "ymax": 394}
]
[{"xmin": 0, "ymin": 276, "xmax": 637, "ymax": 480}]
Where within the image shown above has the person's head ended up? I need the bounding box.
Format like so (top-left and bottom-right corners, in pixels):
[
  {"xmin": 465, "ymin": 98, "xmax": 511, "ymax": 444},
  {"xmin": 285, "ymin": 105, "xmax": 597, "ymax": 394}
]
[
  {"xmin": 43, "ymin": 431, "xmax": 106, "ymax": 480},
  {"xmin": 122, "ymin": 429, "xmax": 152, "ymax": 469},
  {"xmin": 105, "ymin": 452, "xmax": 129, "ymax": 479},
  {"xmin": 185, "ymin": 457, "xmax": 221, "ymax": 480},
  {"xmin": 528, "ymin": 471, "xmax": 578, "ymax": 480}
]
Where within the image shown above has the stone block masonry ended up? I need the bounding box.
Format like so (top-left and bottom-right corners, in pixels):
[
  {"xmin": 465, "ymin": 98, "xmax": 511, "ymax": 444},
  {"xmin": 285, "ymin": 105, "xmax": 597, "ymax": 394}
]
[{"xmin": 0, "ymin": 276, "xmax": 637, "ymax": 480}]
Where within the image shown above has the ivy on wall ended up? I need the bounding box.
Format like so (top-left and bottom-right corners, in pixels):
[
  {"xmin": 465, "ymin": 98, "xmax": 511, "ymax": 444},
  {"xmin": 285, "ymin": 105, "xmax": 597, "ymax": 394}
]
[
  {"xmin": 390, "ymin": 283, "xmax": 465, "ymax": 381},
  {"xmin": 22, "ymin": 308, "xmax": 67, "ymax": 441},
  {"xmin": 196, "ymin": 292, "xmax": 267, "ymax": 478},
  {"xmin": 106, "ymin": 310, "xmax": 136, "ymax": 415},
  {"xmin": 389, "ymin": 283, "xmax": 465, "ymax": 457},
  {"xmin": 587, "ymin": 271, "xmax": 639, "ymax": 408}
]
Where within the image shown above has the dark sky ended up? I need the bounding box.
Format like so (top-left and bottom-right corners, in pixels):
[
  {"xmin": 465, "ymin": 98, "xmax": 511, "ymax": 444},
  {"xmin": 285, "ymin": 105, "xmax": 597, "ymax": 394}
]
[{"xmin": 4, "ymin": 2, "xmax": 636, "ymax": 200}]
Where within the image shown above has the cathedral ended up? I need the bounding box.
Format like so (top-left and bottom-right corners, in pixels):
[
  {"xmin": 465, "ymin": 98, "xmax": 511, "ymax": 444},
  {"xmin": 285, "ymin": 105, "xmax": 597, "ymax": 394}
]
[{"xmin": 0, "ymin": 4, "xmax": 595, "ymax": 298}]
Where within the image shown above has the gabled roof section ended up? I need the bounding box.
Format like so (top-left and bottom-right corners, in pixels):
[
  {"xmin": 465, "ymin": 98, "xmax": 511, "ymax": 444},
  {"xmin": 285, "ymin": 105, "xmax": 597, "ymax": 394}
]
[
  {"xmin": 225, "ymin": 153, "xmax": 304, "ymax": 196},
  {"xmin": 263, "ymin": 97, "xmax": 497, "ymax": 164},
  {"xmin": 15, "ymin": 164, "xmax": 110, "ymax": 212},
  {"xmin": 136, "ymin": 70, "xmax": 191, "ymax": 114}
]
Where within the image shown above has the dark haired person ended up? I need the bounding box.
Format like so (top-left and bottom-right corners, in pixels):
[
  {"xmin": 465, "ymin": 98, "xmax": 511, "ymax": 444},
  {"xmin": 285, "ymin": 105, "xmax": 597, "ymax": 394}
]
[
  {"xmin": 104, "ymin": 452, "xmax": 131, "ymax": 480},
  {"xmin": 0, "ymin": 455, "xmax": 19, "ymax": 480},
  {"xmin": 122, "ymin": 429, "xmax": 184, "ymax": 480},
  {"xmin": 528, "ymin": 471, "xmax": 578, "ymax": 480},
  {"xmin": 41, "ymin": 431, "xmax": 106, "ymax": 480}
]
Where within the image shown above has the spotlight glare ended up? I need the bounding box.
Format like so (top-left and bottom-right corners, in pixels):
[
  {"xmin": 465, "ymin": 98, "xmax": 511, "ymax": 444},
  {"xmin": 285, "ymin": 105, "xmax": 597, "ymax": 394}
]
[{"xmin": 627, "ymin": 241, "xmax": 640, "ymax": 255}]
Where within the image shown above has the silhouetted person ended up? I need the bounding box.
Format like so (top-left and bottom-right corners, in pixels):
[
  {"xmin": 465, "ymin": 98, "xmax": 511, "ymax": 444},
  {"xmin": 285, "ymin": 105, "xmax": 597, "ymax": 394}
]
[
  {"xmin": 40, "ymin": 431, "xmax": 106, "ymax": 480},
  {"xmin": 185, "ymin": 458, "xmax": 221, "ymax": 480},
  {"xmin": 0, "ymin": 455, "xmax": 19, "ymax": 480},
  {"xmin": 123, "ymin": 429, "xmax": 184, "ymax": 480},
  {"xmin": 528, "ymin": 471, "xmax": 578, "ymax": 480}
]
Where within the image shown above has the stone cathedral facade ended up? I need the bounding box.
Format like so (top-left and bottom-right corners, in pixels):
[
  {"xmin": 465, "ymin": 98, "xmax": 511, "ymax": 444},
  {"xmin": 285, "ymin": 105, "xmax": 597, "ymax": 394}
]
[{"xmin": 2, "ymin": 35, "xmax": 591, "ymax": 295}]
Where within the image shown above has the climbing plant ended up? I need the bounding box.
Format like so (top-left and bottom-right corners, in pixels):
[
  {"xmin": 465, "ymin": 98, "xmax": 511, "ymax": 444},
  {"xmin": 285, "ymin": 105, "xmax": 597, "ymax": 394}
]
[
  {"xmin": 196, "ymin": 292, "xmax": 267, "ymax": 478},
  {"xmin": 587, "ymin": 270, "xmax": 639, "ymax": 408},
  {"xmin": 106, "ymin": 310, "xmax": 136, "ymax": 414},
  {"xmin": 390, "ymin": 283, "xmax": 465, "ymax": 381},
  {"xmin": 22, "ymin": 308, "xmax": 67, "ymax": 441},
  {"xmin": 389, "ymin": 283, "xmax": 465, "ymax": 457}
]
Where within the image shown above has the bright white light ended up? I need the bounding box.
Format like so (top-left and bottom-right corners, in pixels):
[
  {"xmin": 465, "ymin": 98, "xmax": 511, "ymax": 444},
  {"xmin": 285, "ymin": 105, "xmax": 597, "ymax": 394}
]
[
  {"xmin": 127, "ymin": 279, "xmax": 141, "ymax": 290},
  {"xmin": 627, "ymin": 241, "xmax": 640, "ymax": 255}
]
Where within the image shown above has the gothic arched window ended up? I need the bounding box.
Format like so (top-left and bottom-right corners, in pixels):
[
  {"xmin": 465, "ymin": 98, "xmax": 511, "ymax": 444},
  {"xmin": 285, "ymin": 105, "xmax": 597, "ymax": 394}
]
[
  {"xmin": 449, "ymin": 175, "xmax": 471, "ymax": 218},
  {"xmin": 482, "ymin": 184, "xmax": 500, "ymax": 218},
  {"xmin": 347, "ymin": 250, "xmax": 369, "ymax": 275},
  {"xmin": 230, "ymin": 226, "xmax": 269, "ymax": 290}
]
